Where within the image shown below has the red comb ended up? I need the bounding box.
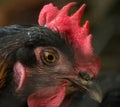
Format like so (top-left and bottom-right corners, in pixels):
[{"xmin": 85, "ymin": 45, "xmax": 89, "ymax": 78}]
[{"xmin": 38, "ymin": 2, "xmax": 101, "ymax": 76}]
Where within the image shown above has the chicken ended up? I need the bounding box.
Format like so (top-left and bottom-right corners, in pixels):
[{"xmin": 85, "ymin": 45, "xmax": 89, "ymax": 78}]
[{"xmin": 0, "ymin": 2, "xmax": 102, "ymax": 107}]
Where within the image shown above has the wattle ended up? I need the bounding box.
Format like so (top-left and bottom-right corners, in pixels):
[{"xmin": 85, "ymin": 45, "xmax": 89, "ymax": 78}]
[{"xmin": 27, "ymin": 85, "xmax": 66, "ymax": 107}]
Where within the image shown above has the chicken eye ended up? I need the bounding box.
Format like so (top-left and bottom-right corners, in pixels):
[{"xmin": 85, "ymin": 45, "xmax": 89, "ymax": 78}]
[
  {"xmin": 44, "ymin": 52, "xmax": 56, "ymax": 62},
  {"xmin": 41, "ymin": 49, "xmax": 58, "ymax": 65}
]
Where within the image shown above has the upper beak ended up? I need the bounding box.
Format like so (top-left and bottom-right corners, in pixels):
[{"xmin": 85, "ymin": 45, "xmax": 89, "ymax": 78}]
[{"xmin": 63, "ymin": 72, "xmax": 103, "ymax": 103}]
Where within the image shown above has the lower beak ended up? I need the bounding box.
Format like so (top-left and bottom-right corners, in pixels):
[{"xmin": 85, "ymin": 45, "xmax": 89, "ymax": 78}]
[{"xmin": 64, "ymin": 77, "xmax": 103, "ymax": 103}]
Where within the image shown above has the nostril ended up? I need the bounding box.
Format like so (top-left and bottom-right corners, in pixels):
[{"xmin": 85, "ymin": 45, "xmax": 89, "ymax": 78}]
[{"xmin": 78, "ymin": 71, "xmax": 92, "ymax": 81}]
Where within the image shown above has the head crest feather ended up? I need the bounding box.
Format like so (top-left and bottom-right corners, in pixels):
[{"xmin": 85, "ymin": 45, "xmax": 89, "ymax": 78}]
[{"xmin": 38, "ymin": 2, "xmax": 101, "ymax": 76}]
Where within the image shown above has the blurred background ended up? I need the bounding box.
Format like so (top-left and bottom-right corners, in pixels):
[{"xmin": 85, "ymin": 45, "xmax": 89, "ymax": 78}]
[{"xmin": 0, "ymin": 0, "xmax": 120, "ymax": 73}]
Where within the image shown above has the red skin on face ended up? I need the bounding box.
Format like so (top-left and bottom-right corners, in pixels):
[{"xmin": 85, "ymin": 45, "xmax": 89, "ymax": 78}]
[
  {"xmin": 27, "ymin": 86, "xmax": 66, "ymax": 107},
  {"xmin": 38, "ymin": 2, "xmax": 101, "ymax": 77}
]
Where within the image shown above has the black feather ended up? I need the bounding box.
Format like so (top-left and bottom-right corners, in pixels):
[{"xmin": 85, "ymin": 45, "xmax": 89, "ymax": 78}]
[{"xmin": 0, "ymin": 25, "xmax": 73, "ymax": 61}]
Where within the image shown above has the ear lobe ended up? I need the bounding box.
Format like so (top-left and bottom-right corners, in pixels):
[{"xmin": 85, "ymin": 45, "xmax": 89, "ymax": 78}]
[{"xmin": 13, "ymin": 61, "xmax": 26, "ymax": 92}]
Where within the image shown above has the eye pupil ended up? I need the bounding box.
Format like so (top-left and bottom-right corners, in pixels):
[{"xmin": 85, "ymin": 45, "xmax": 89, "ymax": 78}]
[
  {"xmin": 41, "ymin": 50, "xmax": 58, "ymax": 65},
  {"xmin": 48, "ymin": 55, "xmax": 54, "ymax": 61}
]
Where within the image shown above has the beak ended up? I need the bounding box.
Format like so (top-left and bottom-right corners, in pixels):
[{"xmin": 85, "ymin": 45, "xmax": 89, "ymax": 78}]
[{"xmin": 63, "ymin": 74, "xmax": 103, "ymax": 103}]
